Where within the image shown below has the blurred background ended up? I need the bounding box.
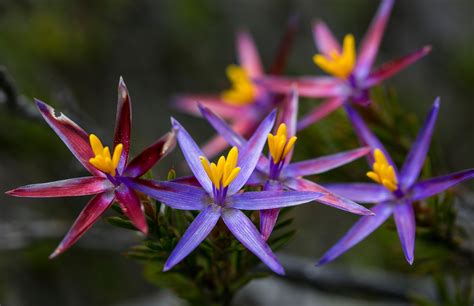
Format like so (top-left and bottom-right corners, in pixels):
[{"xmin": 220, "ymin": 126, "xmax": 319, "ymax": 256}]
[{"xmin": 0, "ymin": 0, "xmax": 473, "ymax": 305}]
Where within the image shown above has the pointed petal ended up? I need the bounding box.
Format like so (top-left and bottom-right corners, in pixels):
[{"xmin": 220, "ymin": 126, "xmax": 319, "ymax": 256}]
[
  {"xmin": 393, "ymin": 200, "xmax": 416, "ymax": 264},
  {"xmin": 164, "ymin": 205, "xmax": 221, "ymax": 271},
  {"xmin": 364, "ymin": 46, "xmax": 432, "ymax": 87},
  {"xmin": 228, "ymin": 189, "xmax": 321, "ymax": 210},
  {"xmin": 297, "ymin": 97, "xmax": 345, "ymax": 131},
  {"xmin": 318, "ymin": 201, "xmax": 393, "ymax": 265},
  {"xmin": 269, "ymin": 14, "xmax": 299, "ymax": 75},
  {"xmin": 49, "ymin": 191, "xmax": 115, "ymax": 258},
  {"xmin": 199, "ymin": 104, "xmax": 246, "ymax": 148},
  {"xmin": 409, "ymin": 169, "xmax": 474, "ymax": 201},
  {"xmin": 222, "ymin": 208, "xmax": 284, "ymax": 275},
  {"xmin": 399, "ymin": 98, "xmax": 440, "ymax": 189},
  {"xmin": 259, "ymin": 180, "xmax": 284, "ymax": 240},
  {"xmin": 276, "ymin": 87, "xmax": 298, "ymax": 161},
  {"xmin": 6, "ymin": 177, "xmax": 112, "ymax": 198},
  {"xmin": 170, "ymin": 175, "xmax": 201, "ymax": 187},
  {"xmin": 115, "ymin": 184, "xmax": 148, "ymax": 234},
  {"xmin": 114, "ymin": 77, "xmax": 132, "ymax": 172},
  {"xmin": 237, "ymin": 30, "xmax": 264, "ymax": 78},
  {"xmin": 355, "ymin": 0, "xmax": 395, "ymax": 77},
  {"xmin": 173, "ymin": 94, "xmax": 245, "ymax": 119},
  {"xmin": 257, "ymin": 76, "xmax": 346, "ymax": 98},
  {"xmin": 125, "ymin": 131, "xmax": 176, "ymax": 178},
  {"xmin": 283, "ymin": 147, "xmax": 371, "ymax": 178},
  {"xmin": 323, "ymin": 182, "xmax": 393, "ymax": 203},
  {"xmin": 313, "ymin": 20, "xmax": 341, "ymax": 56},
  {"xmin": 35, "ymin": 99, "xmax": 103, "ymax": 177}
]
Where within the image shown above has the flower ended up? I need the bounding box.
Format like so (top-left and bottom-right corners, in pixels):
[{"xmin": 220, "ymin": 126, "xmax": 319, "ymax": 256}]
[
  {"xmin": 125, "ymin": 110, "xmax": 323, "ymax": 274},
  {"xmin": 318, "ymin": 98, "xmax": 474, "ymax": 265},
  {"xmin": 6, "ymin": 78, "xmax": 176, "ymax": 258},
  {"xmin": 258, "ymin": 0, "xmax": 431, "ymax": 131},
  {"xmin": 199, "ymin": 88, "xmax": 374, "ymax": 240},
  {"xmin": 173, "ymin": 17, "xmax": 298, "ymax": 158}
]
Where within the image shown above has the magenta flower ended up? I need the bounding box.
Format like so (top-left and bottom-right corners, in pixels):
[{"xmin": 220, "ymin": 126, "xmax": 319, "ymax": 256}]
[
  {"xmin": 259, "ymin": 0, "xmax": 431, "ymax": 131},
  {"xmin": 318, "ymin": 98, "xmax": 474, "ymax": 265},
  {"xmin": 6, "ymin": 78, "xmax": 176, "ymax": 258},
  {"xmin": 125, "ymin": 110, "xmax": 323, "ymax": 274},
  {"xmin": 199, "ymin": 89, "xmax": 374, "ymax": 240}
]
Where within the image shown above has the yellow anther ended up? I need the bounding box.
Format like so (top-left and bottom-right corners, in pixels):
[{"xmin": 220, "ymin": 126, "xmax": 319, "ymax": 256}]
[
  {"xmin": 221, "ymin": 65, "xmax": 257, "ymax": 106},
  {"xmin": 366, "ymin": 149, "xmax": 398, "ymax": 192},
  {"xmin": 313, "ymin": 34, "xmax": 356, "ymax": 79},
  {"xmin": 89, "ymin": 134, "xmax": 123, "ymax": 176},
  {"xmin": 200, "ymin": 146, "xmax": 241, "ymax": 189},
  {"xmin": 267, "ymin": 123, "xmax": 297, "ymax": 164}
]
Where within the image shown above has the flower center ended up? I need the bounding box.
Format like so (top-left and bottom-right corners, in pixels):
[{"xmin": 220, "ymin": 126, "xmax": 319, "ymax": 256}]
[
  {"xmin": 366, "ymin": 149, "xmax": 398, "ymax": 192},
  {"xmin": 89, "ymin": 134, "xmax": 123, "ymax": 176},
  {"xmin": 268, "ymin": 123, "xmax": 297, "ymax": 165},
  {"xmin": 221, "ymin": 65, "xmax": 257, "ymax": 106},
  {"xmin": 200, "ymin": 147, "xmax": 241, "ymax": 190},
  {"xmin": 313, "ymin": 34, "xmax": 356, "ymax": 79}
]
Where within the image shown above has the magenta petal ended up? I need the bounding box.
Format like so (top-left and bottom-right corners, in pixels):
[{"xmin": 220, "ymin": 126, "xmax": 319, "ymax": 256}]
[
  {"xmin": 259, "ymin": 180, "xmax": 283, "ymax": 241},
  {"xmin": 170, "ymin": 175, "xmax": 201, "ymax": 187},
  {"xmin": 237, "ymin": 30, "xmax": 264, "ymax": 78},
  {"xmin": 164, "ymin": 205, "xmax": 221, "ymax": 271},
  {"xmin": 6, "ymin": 177, "xmax": 112, "ymax": 198},
  {"xmin": 49, "ymin": 191, "xmax": 115, "ymax": 258},
  {"xmin": 313, "ymin": 20, "xmax": 341, "ymax": 56},
  {"xmin": 228, "ymin": 189, "xmax": 321, "ymax": 210},
  {"xmin": 399, "ymin": 98, "xmax": 440, "ymax": 189},
  {"xmin": 323, "ymin": 183, "xmax": 393, "ymax": 203},
  {"xmin": 318, "ymin": 201, "xmax": 394, "ymax": 266},
  {"xmin": 222, "ymin": 208, "xmax": 284, "ymax": 275},
  {"xmin": 283, "ymin": 147, "xmax": 371, "ymax": 178},
  {"xmin": 114, "ymin": 77, "xmax": 132, "ymax": 172},
  {"xmin": 173, "ymin": 94, "xmax": 244, "ymax": 119},
  {"xmin": 297, "ymin": 97, "xmax": 345, "ymax": 131},
  {"xmin": 125, "ymin": 131, "xmax": 176, "ymax": 178},
  {"xmin": 257, "ymin": 76, "xmax": 345, "ymax": 98},
  {"xmin": 115, "ymin": 184, "xmax": 148, "ymax": 234},
  {"xmin": 35, "ymin": 99, "xmax": 103, "ymax": 177},
  {"xmin": 269, "ymin": 14, "xmax": 299, "ymax": 75},
  {"xmin": 393, "ymin": 200, "xmax": 416, "ymax": 264}
]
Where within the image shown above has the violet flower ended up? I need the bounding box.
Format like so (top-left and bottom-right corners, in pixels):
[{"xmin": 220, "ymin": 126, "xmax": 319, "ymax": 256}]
[
  {"xmin": 259, "ymin": 0, "xmax": 431, "ymax": 131},
  {"xmin": 199, "ymin": 89, "xmax": 374, "ymax": 240},
  {"xmin": 318, "ymin": 98, "xmax": 474, "ymax": 265},
  {"xmin": 6, "ymin": 78, "xmax": 176, "ymax": 258},
  {"xmin": 125, "ymin": 110, "xmax": 323, "ymax": 274}
]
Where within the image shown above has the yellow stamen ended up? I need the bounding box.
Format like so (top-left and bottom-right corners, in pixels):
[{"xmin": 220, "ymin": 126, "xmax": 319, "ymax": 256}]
[
  {"xmin": 221, "ymin": 65, "xmax": 257, "ymax": 106},
  {"xmin": 366, "ymin": 149, "xmax": 398, "ymax": 192},
  {"xmin": 313, "ymin": 34, "xmax": 356, "ymax": 79},
  {"xmin": 267, "ymin": 123, "xmax": 297, "ymax": 164},
  {"xmin": 89, "ymin": 134, "xmax": 123, "ymax": 176},
  {"xmin": 200, "ymin": 146, "xmax": 241, "ymax": 189}
]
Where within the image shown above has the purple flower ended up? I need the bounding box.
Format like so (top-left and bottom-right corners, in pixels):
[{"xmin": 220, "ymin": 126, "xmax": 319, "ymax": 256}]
[
  {"xmin": 125, "ymin": 110, "xmax": 323, "ymax": 275},
  {"xmin": 318, "ymin": 98, "xmax": 474, "ymax": 265},
  {"xmin": 199, "ymin": 88, "xmax": 374, "ymax": 240},
  {"xmin": 258, "ymin": 0, "xmax": 431, "ymax": 131},
  {"xmin": 6, "ymin": 78, "xmax": 176, "ymax": 258}
]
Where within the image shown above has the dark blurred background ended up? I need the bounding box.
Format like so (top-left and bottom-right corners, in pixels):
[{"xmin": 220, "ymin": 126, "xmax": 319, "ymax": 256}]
[{"xmin": 0, "ymin": 0, "xmax": 473, "ymax": 305}]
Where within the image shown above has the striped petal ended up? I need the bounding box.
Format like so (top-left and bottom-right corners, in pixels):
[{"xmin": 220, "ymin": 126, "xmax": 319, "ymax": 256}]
[
  {"xmin": 259, "ymin": 180, "xmax": 284, "ymax": 241},
  {"xmin": 114, "ymin": 77, "xmax": 132, "ymax": 173},
  {"xmin": 115, "ymin": 184, "xmax": 148, "ymax": 234},
  {"xmin": 313, "ymin": 20, "xmax": 341, "ymax": 56},
  {"xmin": 297, "ymin": 97, "xmax": 345, "ymax": 131},
  {"xmin": 228, "ymin": 189, "xmax": 321, "ymax": 210},
  {"xmin": 237, "ymin": 30, "xmax": 264, "ymax": 78},
  {"xmin": 323, "ymin": 183, "xmax": 393, "ymax": 203},
  {"xmin": 393, "ymin": 200, "xmax": 416, "ymax": 264}
]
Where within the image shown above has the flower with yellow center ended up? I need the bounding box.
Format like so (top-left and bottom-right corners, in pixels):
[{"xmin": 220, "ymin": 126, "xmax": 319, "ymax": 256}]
[
  {"xmin": 366, "ymin": 149, "xmax": 398, "ymax": 192},
  {"xmin": 221, "ymin": 65, "xmax": 257, "ymax": 106},
  {"xmin": 313, "ymin": 34, "xmax": 356, "ymax": 79},
  {"xmin": 267, "ymin": 123, "xmax": 297, "ymax": 164},
  {"xmin": 199, "ymin": 147, "xmax": 241, "ymax": 190},
  {"xmin": 89, "ymin": 134, "xmax": 123, "ymax": 176}
]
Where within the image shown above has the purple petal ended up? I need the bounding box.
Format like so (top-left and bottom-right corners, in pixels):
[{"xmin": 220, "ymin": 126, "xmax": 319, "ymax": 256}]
[
  {"xmin": 237, "ymin": 30, "xmax": 264, "ymax": 78},
  {"xmin": 393, "ymin": 200, "xmax": 416, "ymax": 264},
  {"xmin": 257, "ymin": 76, "xmax": 346, "ymax": 98},
  {"xmin": 259, "ymin": 180, "xmax": 284, "ymax": 241},
  {"xmin": 399, "ymin": 98, "xmax": 440, "ymax": 189},
  {"xmin": 125, "ymin": 131, "xmax": 176, "ymax": 178},
  {"xmin": 164, "ymin": 205, "xmax": 221, "ymax": 271},
  {"xmin": 49, "ymin": 191, "xmax": 115, "ymax": 258},
  {"xmin": 173, "ymin": 94, "xmax": 245, "ymax": 119},
  {"xmin": 323, "ymin": 183, "xmax": 393, "ymax": 203},
  {"xmin": 283, "ymin": 147, "xmax": 371, "ymax": 178},
  {"xmin": 364, "ymin": 46, "xmax": 432, "ymax": 87},
  {"xmin": 114, "ymin": 77, "xmax": 132, "ymax": 173},
  {"xmin": 297, "ymin": 97, "xmax": 345, "ymax": 131},
  {"xmin": 199, "ymin": 104, "xmax": 246, "ymax": 148},
  {"xmin": 124, "ymin": 178, "xmax": 207, "ymax": 210},
  {"xmin": 409, "ymin": 169, "xmax": 474, "ymax": 202},
  {"xmin": 355, "ymin": 0, "xmax": 395, "ymax": 77},
  {"xmin": 269, "ymin": 14, "xmax": 299, "ymax": 75},
  {"xmin": 115, "ymin": 184, "xmax": 148, "ymax": 234},
  {"xmin": 6, "ymin": 177, "xmax": 112, "ymax": 198},
  {"xmin": 318, "ymin": 201, "xmax": 394, "ymax": 266},
  {"xmin": 35, "ymin": 99, "xmax": 103, "ymax": 177},
  {"xmin": 228, "ymin": 189, "xmax": 321, "ymax": 210},
  {"xmin": 222, "ymin": 208, "xmax": 284, "ymax": 275},
  {"xmin": 313, "ymin": 20, "xmax": 341, "ymax": 56},
  {"xmin": 276, "ymin": 88, "xmax": 298, "ymax": 162},
  {"xmin": 170, "ymin": 175, "xmax": 201, "ymax": 187}
]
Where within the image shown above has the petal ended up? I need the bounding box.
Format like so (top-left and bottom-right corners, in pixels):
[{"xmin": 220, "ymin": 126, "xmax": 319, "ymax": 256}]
[
  {"xmin": 6, "ymin": 177, "xmax": 112, "ymax": 198},
  {"xmin": 364, "ymin": 46, "xmax": 432, "ymax": 87},
  {"xmin": 257, "ymin": 76, "xmax": 346, "ymax": 98},
  {"xmin": 393, "ymin": 200, "xmax": 416, "ymax": 264},
  {"xmin": 222, "ymin": 208, "xmax": 284, "ymax": 275},
  {"xmin": 49, "ymin": 191, "xmax": 115, "ymax": 258},
  {"xmin": 164, "ymin": 205, "xmax": 221, "ymax": 271},
  {"xmin": 355, "ymin": 0, "xmax": 395, "ymax": 77},
  {"xmin": 297, "ymin": 97, "xmax": 345, "ymax": 131},
  {"xmin": 284, "ymin": 178, "xmax": 374, "ymax": 216},
  {"xmin": 199, "ymin": 104, "xmax": 246, "ymax": 148},
  {"xmin": 115, "ymin": 184, "xmax": 148, "ymax": 234},
  {"xmin": 313, "ymin": 20, "xmax": 341, "ymax": 56},
  {"xmin": 399, "ymin": 98, "xmax": 440, "ymax": 189},
  {"xmin": 170, "ymin": 175, "xmax": 201, "ymax": 187},
  {"xmin": 259, "ymin": 180, "xmax": 284, "ymax": 241},
  {"xmin": 237, "ymin": 30, "xmax": 264, "ymax": 78},
  {"xmin": 283, "ymin": 147, "xmax": 371, "ymax": 178},
  {"xmin": 317, "ymin": 201, "xmax": 394, "ymax": 266},
  {"xmin": 228, "ymin": 189, "xmax": 321, "ymax": 210},
  {"xmin": 409, "ymin": 169, "xmax": 474, "ymax": 202},
  {"xmin": 276, "ymin": 87, "xmax": 298, "ymax": 161},
  {"xmin": 173, "ymin": 94, "xmax": 245, "ymax": 119},
  {"xmin": 35, "ymin": 99, "xmax": 103, "ymax": 177},
  {"xmin": 123, "ymin": 178, "xmax": 207, "ymax": 210},
  {"xmin": 269, "ymin": 14, "xmax": 299, "ymax": 75},
  {"xmin": 114, "ymin": 77, "xmax": 132, "ymax": 173},
  {"xmin": 323, "ymin": 183, "xmax": 393, "ymax": 203},
  {"xmin": 125, "ymin": 131, "xmax": 176, "ymax": 178}
]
